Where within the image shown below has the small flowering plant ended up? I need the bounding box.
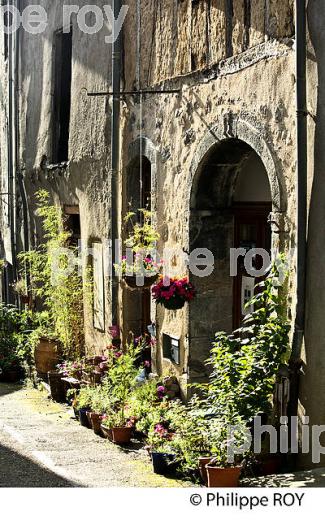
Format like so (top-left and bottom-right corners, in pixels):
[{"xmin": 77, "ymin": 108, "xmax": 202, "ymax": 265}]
[
  {"xmin": 115, "ymin": 254, "xmax": 162, "ymax": 278},
  {"xmin": 147, "ymin": 422, "xmax": 174, "ymax": 453},
  {"xmin": 57, "ymin": 360, "xmax": 84, "ymax": 379},
  {"xmin": 152, "ymin": 276, "xmax": 196, "ymax": 310},
  {"xmin": 115, "ymin": 209, "xmax": 162, "ymax": 287}
]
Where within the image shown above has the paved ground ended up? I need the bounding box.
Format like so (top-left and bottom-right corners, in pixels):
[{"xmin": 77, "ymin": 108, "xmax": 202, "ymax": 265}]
[
  {"xmin": 243, "ymin": 468, "xmax": 325, "ymax": 487},
  {"xmin": 0, "ymin": 383, "xmax": 190, "ymax": 488},
  {"xmin": 2, "ymin": 383, "xmax": 325, "ymax": 488}
]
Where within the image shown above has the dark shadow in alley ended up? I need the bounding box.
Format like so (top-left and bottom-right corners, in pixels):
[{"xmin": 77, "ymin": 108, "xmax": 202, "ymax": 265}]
[
  {"xmin": 0, "ymin": 441, "xmax": 83, "ymax": 488},
  {"xmin": 0, "ymin": 383, "xmax": 23, "ymax": 398}
]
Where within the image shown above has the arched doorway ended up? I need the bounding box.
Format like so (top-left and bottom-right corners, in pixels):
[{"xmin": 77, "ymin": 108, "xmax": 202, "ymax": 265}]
[
  {"xmin": 123, "ymin": 155, "xmax": 152, "ymax": 337},
  {"xmin": 189, "ymin": 138, "xmax": 272, "ymax": 381}
]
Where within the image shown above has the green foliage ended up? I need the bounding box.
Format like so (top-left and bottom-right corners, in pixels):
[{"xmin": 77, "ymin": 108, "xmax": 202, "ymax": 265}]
[
  {"xmin": 199, "ymin": 262, "xmax": 290, "ymax": 424},
  {"xmin": 0, "ymin": 304, "xmax": 38, "ymax": 373},
  {"xmin": 18, "ymin": 190, "xmax": 85, "ymax": 360},
  {"xmin": 154, "ymin": 261, "xmax": 290, "ymax": 473},
  {"xmin": 123, "ymin": 209, "xmax": 160, "ymax": 252},
  {"xmin": 75, "ymin": 385, "xmax": 93, "ymax": 410},
  {"xmin": 164, "ymin": 398, "xmax": 212, "ymax": 474},
  {"xmin": 126, "ymin": 378, "xmax": 160, "ymax": 432},
  {"xmin": 100, "ymin": 341, "xmax": 142, "ymax": 427}
]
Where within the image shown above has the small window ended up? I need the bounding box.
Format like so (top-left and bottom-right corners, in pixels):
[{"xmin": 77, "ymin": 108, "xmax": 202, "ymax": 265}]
[
  {"xmin": 92, "ymin": 242, "xmax": 105, "ymax": 332},
  {"xmin": 2, "ymin": 2, "xmax": 8, "ymax": 60},
  {"xmin": 163, "ymin": 334, "xmax": 180, "ymax": 365},
  {"xmin": 64, "ymin": 205, "xmax": 80, "ymax": 247},
  {"xmin": 52, "ymin": 29, "xmax": 72, "ymax": 163}
]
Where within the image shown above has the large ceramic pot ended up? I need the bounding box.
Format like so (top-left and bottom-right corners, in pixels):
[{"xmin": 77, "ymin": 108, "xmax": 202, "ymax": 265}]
[
  {"xmin": 206, "ymin": 465, "xmax": 242, "ymax": 487},
  {"xmin": 111, "ymin": 426, "xmax": 133, "ymax": 445},
  {"xmin": 151, "ymin": 452, "xmax": 177, "ymax": 475},
  {"xmin": 34, "ymin": 338, "xmax": 60, "ymax": 379}
]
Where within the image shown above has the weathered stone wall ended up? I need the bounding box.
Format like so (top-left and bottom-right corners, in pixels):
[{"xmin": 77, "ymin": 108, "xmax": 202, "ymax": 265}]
[
  {"xmin": 16, "ymin": 0, "xmax": 114, "ymax": 353},
  {"xmin": 121, "ymin": 30, "xmax": 297, "ymax": 394},
  {"xmin": 124, "ymin": 0, "xmax": 295, "ymax": 88},
  {"xmin": 299, "ymin": 0, "xmax": 325, "ymax": 468}
]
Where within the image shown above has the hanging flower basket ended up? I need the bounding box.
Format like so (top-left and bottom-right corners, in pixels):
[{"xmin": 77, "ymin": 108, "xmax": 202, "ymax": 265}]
[
  {"xmin": 117, "ymin": 253, "xmax": 162, "ymax": 290},
  {"xmin": 152, "ymin": 277, "xmax": 196, "ymax": 310},
  {"xmin": 123, "ymin": 273, "xmax": 159, "ymax": 289},
  {"xmin": 163, "ymin": 296, "xmax": 186, "ymax": 310}
]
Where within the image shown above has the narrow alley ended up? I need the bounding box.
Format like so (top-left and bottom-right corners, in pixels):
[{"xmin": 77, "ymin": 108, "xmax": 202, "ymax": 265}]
[{"xmin": 0, "ymin": 383, "xmax": 187, "ymax": 488}]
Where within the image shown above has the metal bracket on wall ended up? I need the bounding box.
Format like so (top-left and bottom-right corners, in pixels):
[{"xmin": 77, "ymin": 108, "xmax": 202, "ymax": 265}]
[{"xmin": 86, "ymin": 89, "xmax": 181, "ymax": 97}]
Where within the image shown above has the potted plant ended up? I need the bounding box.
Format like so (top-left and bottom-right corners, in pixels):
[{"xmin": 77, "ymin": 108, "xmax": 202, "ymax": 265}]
[
  {"xmin": 203, "ymin": 416, "xmax": 247, "ymax": 488},
  {"xmin": 18, "ymin": 191, "xmax": 86, "ymax": 373},
  {"xmin": 87, "ymin": 386, "xmax": 108, "ymax": 435},
  {"xmin": 152, "ymin": 276, "xmax": 196, "ymax": 310},
  {"xmin": 101, "ymin": 411, "xmax": 133, "ymax": 445},
  {"xmin": 76, "ymin": 386, "xmax": 93, "ymax": 427},
  {"xmin": 12, "ymin": 278, "xmax": 30, "ymax": 305},
  {"xmin": 99, "ymin": 341, "xmax": 141, "ymax": 444},
  {"xmin": 115, "ymin": 209, "xmax": 162, "ymax": 289},
  {"xmin": 100, "ymin": 415, "xmax": 113, "ymax": 440},
  {"xmin": 147, "ymin": 423, "xmax": 176, "ymax": 475},
  {"xmin": 163, "ymin": 397, "xmax": 213, "ymax": 483}
]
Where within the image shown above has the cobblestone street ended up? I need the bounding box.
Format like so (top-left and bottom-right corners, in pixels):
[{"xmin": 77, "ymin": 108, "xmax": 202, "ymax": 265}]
[{"xmin": 0, "ymin": 383, "xmax": 188, "ymax": 488}]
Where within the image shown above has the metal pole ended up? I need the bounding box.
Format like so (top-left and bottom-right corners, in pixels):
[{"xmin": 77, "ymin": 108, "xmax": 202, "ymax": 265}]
[
  {"xmin": 291, "ymin": 0, "xmax": 307, "ymax": 362},
  {"xmin": 288, "ymin": 0, "xmax": 308, "ymax": 429},
  {"xmin": 110, "ymin": 0, "xmax": 122, "ymax": 325}
]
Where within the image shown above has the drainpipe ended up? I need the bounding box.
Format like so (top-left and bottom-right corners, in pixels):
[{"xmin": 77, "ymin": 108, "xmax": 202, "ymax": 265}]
[
  {"xmin": 288, "ymin": 0, "xmax": 308, "ymax": 425},
  {"xmin": 110, "ymin": 0, "xmax": 122, "ymax": 325},
  {"xmin": 15, "ymin": 0, "xmax": 30, "ymax": 293},
  {"xmin": 7, "ymin": 0, "xmax": 18, "ymax": 303}
]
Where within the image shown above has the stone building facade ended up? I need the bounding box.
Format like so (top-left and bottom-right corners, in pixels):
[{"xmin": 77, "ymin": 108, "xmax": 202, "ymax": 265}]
[{"xmin": 0, "ymin": 1, "xmax": 324, "ymax": 467}]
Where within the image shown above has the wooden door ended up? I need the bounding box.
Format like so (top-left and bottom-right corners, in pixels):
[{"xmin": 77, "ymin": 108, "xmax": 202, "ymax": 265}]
[{"xmin": 233, "ymin": 203, "xmax": 272, "ymax": 329}]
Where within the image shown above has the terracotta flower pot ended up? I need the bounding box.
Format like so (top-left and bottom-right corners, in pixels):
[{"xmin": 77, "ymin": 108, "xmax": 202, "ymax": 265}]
[
  {"xmin": 111, "ymin": 426, "xmax": 133, "ymax": 445},
  {"xmin": 101, "ymin": 424, "xmax": 113, "ymax": 441},
  {"xmin": 206, "ymin": 465, "xmax": 242, "ymax": 488},
  {"xmin": 89, "ymin": 412, "xmax": 102, "ymax": 435},
  {"xmin": 198, "ymin": 457, "xmax": 213, "ymax": 484}
]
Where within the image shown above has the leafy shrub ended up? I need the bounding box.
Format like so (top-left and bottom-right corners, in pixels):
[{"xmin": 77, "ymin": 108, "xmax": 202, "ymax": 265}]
[{"xmin": 18, "ymin": 190, "xmax": 86, "ymax": 360}]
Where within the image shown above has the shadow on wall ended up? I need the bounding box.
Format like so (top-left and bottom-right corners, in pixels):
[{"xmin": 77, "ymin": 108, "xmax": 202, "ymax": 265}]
[{"xmin": 300, "ymin": 0, "xmax": 325, "ymax": 468}]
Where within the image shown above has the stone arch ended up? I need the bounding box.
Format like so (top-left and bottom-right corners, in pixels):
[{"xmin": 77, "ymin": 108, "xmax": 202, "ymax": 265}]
[
  {"xmin": 185, "ymin": 115, "xmax": 288, "ymax": 383},
  {"xmin": 127, "ymin": 137, "xmax": 158, "ymax": 215},
  {"xmin": 122, "ymin": 137, "xmax": 158, "ymax": 339},
  {"xmin": 188, "ymin": 115, "xmax": 286, "ymax": 218}
]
